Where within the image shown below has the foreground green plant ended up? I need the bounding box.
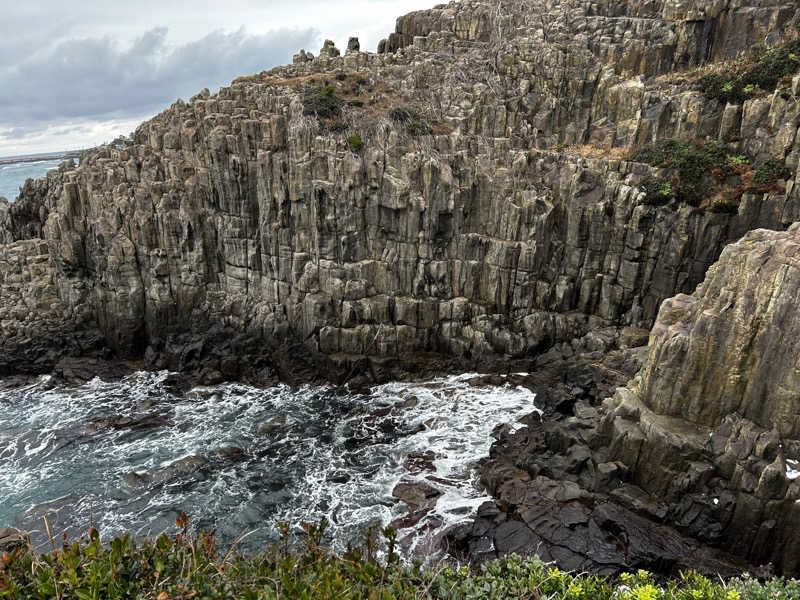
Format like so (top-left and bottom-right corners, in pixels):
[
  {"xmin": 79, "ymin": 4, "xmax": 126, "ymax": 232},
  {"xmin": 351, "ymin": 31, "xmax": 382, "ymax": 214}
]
[{"xmin": 1, "ymin": 517, "xmax": 798, "ymax": 599}]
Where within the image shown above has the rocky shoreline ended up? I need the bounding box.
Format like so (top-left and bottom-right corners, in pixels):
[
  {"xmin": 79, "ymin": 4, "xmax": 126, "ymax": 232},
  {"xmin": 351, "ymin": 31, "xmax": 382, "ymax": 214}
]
[{"xmin": 1, "ymin": 0, "xmax": 800, "ymax": 580}]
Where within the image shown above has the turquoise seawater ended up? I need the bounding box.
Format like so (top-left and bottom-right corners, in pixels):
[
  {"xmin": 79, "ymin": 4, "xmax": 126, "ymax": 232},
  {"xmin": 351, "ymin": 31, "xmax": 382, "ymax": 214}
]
[
  {"xmin": 0, "ymin": 159, "xmax": 63, "ymax": 201},
  {"xmin": 0, "ymin": 372, "xmax": 537, "ymax": 557}
]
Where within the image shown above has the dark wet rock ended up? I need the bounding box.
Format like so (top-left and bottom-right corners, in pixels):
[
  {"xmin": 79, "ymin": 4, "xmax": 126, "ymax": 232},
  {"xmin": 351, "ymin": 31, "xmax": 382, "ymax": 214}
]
[
  {"xmin": 122, "ymin": 455, "xmax": 208, "ymax": 490},
  {"xmin": 390, "ymin": 508, "xmax": 432, "ymax": 530},
  {"xmin": 53, "ymin": 358, "xmax": 137, "ymax": 384},
  {"xmin": 14, "ymin": 495, "xmax": 89, "ymax": 552},
  {"xmin": 135, "ymin": 399, "xmax": 158, "ymax": 412},
  {"xmin": 83, "ymin": 414, "xmax": 174, "ymax": 434},
  {"xmin": 392, "ymin": 479, "xmax": 443, "ymax": 509},
  {"xmin": 326, "ymin": 470, "xmax": 351, "ymax": 484},
  {"xmin": 257, "ymin": 415, "xmax": 288, "ymax": 436},
  {"xmin": 403, "ymin": 451, "xmax": 439, "ymax": 474},
  {"xmin": 425, "ymin": 475, "xmax": 461, "ymax": 488},
  {"xmin": 216, "ymin": 446, "xmax": 245, "ymax": 461},
  {"xmin": 394, "ymin": 395, "xmax": 419, "ymax": 410},
  {"xmin": 0, "ymin": 376, "xmax": 39, "ymax": 392},
  {"xmin": 370, "ymin": 406, "xmax": 393, "ymax": 418},
  {"xmin": 161, "ymin": 372, "xmax": 186, "ymax": 396}
]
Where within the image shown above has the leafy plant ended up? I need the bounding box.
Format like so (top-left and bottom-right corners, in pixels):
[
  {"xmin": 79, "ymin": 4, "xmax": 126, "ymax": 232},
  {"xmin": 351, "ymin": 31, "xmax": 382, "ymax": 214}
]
[
  {"xmin": 697, "ymin": 38, "xmax": 800, "ymax": 103},
  {"xmin": 303, "ymin": 85, "xmax": 344, "ymax": 118},
  {"xmin": 640, "ymin": 176, "xmax": 673, "ymax": 205},
  {"xmin": 1, "ymin": 521, "xmax": 798, "ymax": 599},
  {"xmin": 632, "ymin": 139, "xmax": 733, "ymax": 205},
  {"xmin": 753, "ymin": 158, "xmax": 791, "ymax": 187},
  {"xmin": 389, "ymin": 106, "xmax": 433, "ymax": 135},
  {"xmin": 347, "ymin": 132, "xmax": 364, "ymax": 152}
]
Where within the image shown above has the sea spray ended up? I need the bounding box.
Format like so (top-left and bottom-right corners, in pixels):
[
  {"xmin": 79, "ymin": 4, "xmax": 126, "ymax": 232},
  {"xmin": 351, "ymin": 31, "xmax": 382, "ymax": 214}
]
[{"xmin": 0, "ymin": 371, "xmax": 537, "ymax": 556}]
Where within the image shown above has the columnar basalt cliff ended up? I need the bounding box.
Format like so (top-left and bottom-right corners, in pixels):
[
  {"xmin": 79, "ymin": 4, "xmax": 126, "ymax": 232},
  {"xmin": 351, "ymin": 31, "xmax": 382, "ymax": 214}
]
[
  {"xmin": 461, "ymin": 225, "xmax": 800, "ymax": 576},
  {"xmin": 605, "ymin": 224, "xmax": 800, "ymax": 572},
  {"xmin": 3, "ymin": 0, "xmax": 800, "ymax": 380},
  {"xmin": 1, "ymin": 0, "xmax": 800, "ymax": 576}
]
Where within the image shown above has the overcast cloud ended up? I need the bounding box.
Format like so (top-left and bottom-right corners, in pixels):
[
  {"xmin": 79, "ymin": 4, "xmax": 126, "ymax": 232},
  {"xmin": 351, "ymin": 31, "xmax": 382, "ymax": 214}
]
[{"xmin": 0, "ymin": 0, "xmax": 436, "ymax": 156}]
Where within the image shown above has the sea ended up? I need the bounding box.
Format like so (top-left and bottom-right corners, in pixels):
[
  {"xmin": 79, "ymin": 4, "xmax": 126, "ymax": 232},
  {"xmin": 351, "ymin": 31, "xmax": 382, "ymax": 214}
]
[
  {"xmin": 0, "ymin": 151, "xmax": 538, "ymax": 559},
  {"xmin": 0, "ymin": 153, "xmax": 73, "ymax": 201},
  {"xmin": 0, "ymin": 371, "xmax": 537, "ymax": 558}
]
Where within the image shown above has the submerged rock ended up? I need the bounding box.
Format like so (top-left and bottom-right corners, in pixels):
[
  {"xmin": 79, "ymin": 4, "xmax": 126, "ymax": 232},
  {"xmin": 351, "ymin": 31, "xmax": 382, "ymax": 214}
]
[
  {"xmin": 392, "ymin": 479, "xmax": 443, "ymax": 510},
  {"xmin": 122, "ymin": 456, "xmax": 209, "ymax": 490},
  {"xmin": 256, "ymin": 415, "xmax": 288, "ymax": 437}
]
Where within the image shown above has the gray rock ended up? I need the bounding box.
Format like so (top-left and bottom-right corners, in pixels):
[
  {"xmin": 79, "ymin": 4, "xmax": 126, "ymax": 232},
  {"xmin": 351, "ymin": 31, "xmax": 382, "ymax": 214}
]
[
  {"xmin": 0, "ymin": 528, "xmax": 27, "ymax": 553},
  {"xmin": 122, "ymin": 455, "xmax": 208, "ymax": 490},
  {"xmin": 392, "ymin": 479, "xmax": 443, "ymax": 509}
]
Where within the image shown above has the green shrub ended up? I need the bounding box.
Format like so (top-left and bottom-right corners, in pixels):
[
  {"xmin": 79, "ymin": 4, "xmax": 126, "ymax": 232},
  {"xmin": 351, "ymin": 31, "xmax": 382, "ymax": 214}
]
[
  {"xmin": 1, "ymin": 519, "xmax": 799, "ymax": 599},
  {"xmin": 347, "ymin": 132, "xmax": 364, "ymax": 152},
  {"xmin": 388, "ymin": 106, "xmax": 433, "ymax": 135},
  {"xmin": 640, "ymin": 176, "xmax": 674, "ymax": 205},
  {"xmin": 303, "ymin": 85, "xmax": 343, "ymax": 118},
  {"xmin": 632, "ymin": 139, "xmax": 734, "ymax": 205},
  {"xmin": 389, "ymin": 106, "xmax": 414, "ymax": 122},
  {"xmin": 710, "ymin": 198, "xmax": 740, "ymax": 214},
  {"xmin": 753, "ymin": 158, "xmax": 791, "ymax": 187},
  {"xmin": 697, "ymin": 39, "xmax": 800, "ymax": 103}
]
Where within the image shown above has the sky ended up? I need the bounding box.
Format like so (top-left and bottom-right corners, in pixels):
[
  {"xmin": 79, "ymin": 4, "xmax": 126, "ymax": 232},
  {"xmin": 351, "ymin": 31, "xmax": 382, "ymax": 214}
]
[{"xmin": 0, "ymin": 0, "xmax": 437, "ymax": 157}]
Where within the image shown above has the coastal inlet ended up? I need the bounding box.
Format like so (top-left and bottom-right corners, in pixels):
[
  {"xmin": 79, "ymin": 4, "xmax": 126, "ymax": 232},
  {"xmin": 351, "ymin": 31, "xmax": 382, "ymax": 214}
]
[{"xmin": 0, "ymin": 371, "xmax": 538, "ymax": 556}]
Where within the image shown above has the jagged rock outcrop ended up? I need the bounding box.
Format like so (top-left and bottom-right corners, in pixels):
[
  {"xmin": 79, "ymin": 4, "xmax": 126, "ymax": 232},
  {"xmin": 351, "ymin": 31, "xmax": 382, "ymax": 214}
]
[
  {"xmin": 2, "ymin": 0, "xmax": 800, "ymax": 383},
  {"xmin": 604, "ymin": 223, "xmax": 800, "ymax": 573},
  {"xmin": 458, "ymin": 225, "xmax": 800, "ymax": 576},
  {"xmin": 2, "ymin": 0, "xmax": 800, "ymax": 576}
]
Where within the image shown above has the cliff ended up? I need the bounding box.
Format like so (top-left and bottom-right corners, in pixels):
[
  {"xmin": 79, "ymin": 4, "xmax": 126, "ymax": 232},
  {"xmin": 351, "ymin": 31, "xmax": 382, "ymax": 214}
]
[
  {"xmin": 605, "ymin": 224, "xmax": 800, "ymax": 572},
  {"xmin": 458, "ymin": 224, "xmax": 800, "ymax": 576},
  {"xmin": 2, "ymin": 0, "xmax": 800, "ymax": 381},
  {"xmin": 2, "ymin": 0, "xmax": 800, "ymax": 577}
]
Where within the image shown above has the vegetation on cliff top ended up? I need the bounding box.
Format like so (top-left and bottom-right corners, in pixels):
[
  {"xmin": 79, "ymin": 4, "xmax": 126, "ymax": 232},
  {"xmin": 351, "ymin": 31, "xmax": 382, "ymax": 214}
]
[{"xmin": 2, "ymin": 519, "xmax": 799, "ymax": 600}]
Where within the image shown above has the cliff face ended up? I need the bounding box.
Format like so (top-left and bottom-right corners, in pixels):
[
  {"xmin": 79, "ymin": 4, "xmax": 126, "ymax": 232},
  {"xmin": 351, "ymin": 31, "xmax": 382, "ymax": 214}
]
[
  {"xmin": 455, "ymin": 225, "xmax": 800, "ymax": 576},
  {"xmin": 604, "ymin": 224, "xmax": 800, "ymax": 572},
  {"xmin": 3, "ymin": 0, "xmax": 800, "ymax": 575},
  {"xmin": 2, "ymin": 0, "xmax": 800, "ymax": 381}
]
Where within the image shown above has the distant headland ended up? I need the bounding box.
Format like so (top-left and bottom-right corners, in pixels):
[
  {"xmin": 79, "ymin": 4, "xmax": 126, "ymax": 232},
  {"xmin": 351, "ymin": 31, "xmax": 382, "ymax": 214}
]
[{"xmin": 0, "ymin": 150, "xmax": 83, "ymax": 166}]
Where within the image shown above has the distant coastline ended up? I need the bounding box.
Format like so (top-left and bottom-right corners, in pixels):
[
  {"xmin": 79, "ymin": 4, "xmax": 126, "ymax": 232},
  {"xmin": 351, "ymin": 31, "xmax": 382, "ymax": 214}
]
[{"xmin": 0, "ymin": 150, "xmax": 83, "ymax": 166}]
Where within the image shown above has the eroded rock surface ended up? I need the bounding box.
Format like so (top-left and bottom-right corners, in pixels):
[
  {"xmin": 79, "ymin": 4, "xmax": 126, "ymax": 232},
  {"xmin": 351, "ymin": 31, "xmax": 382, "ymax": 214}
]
[
  {"xmin": 457, "ymin": 225, "xmax": 800, "ymax": 576},
  {"xmin": 1, "ymin": 0, "xmax": 800, "ymax": 577},
  {"xmin": 1, "ymin": 0, "xmax": 799, "ymax": 384}
]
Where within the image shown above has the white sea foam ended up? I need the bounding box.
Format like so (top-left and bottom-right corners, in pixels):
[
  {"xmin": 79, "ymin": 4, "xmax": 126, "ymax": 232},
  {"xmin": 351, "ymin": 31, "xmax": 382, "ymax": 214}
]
[
  {"xmin": 0, "ymin": 371, "xmax": 537, "ymax": 557},
  {"xmin": 0, "ymin": 159, "xmax": 62, "ymax": 200}
]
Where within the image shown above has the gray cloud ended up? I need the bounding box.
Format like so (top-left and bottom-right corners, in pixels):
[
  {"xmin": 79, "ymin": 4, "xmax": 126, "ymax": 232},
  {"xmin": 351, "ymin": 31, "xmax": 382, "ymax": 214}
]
[
  {"xmin": 0, "ymin": 0, "xmax": 437, "ymax": 155},
  {"xmin": 0, "ymin": 26, "xmax": 317, "ymax": 126}
]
